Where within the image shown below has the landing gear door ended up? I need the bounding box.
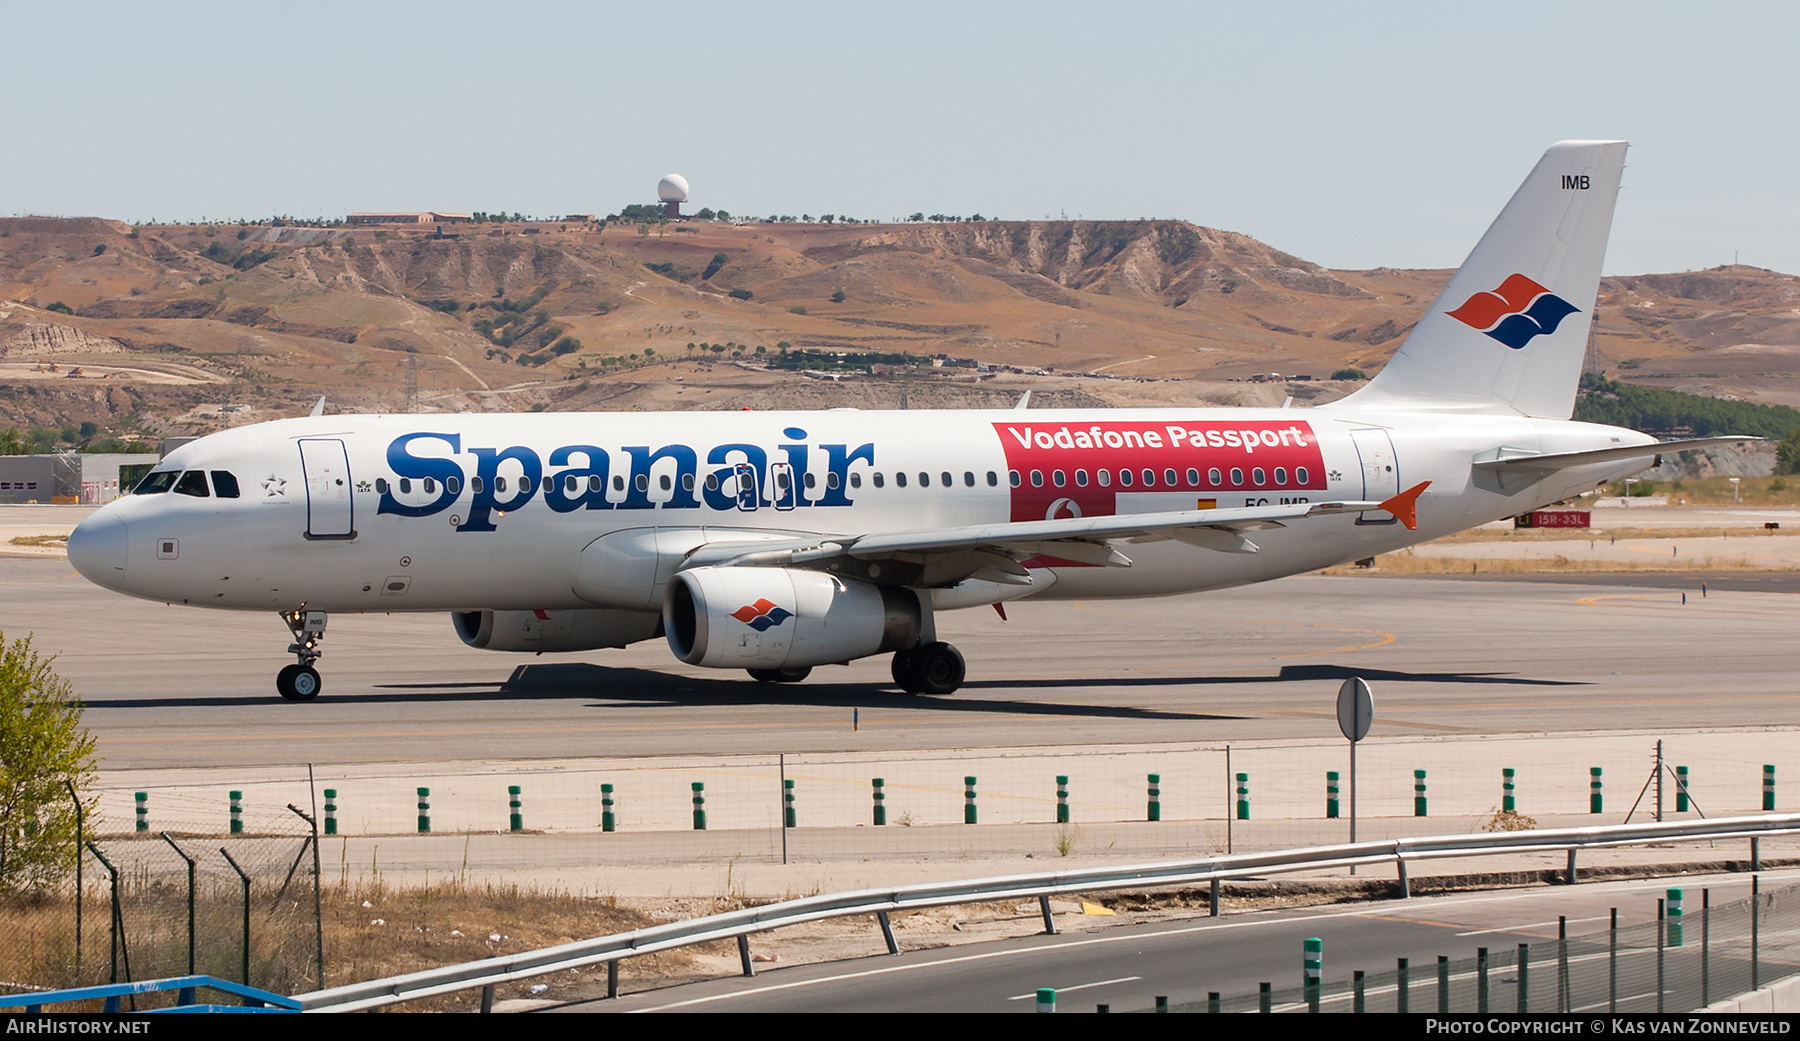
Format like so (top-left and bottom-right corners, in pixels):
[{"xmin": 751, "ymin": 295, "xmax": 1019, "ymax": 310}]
[
  {"xmin": 298, "ymin": 438, "xmax": 356, "ymax": 539},
  {"xmin": 1349, "ymin": 428, "xmax": 1399, "ymax": 525}
]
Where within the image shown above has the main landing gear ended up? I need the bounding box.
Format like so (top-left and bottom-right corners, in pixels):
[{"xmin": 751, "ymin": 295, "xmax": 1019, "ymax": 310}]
[
  {"xmin": 277, "ymin": 608, "xmax": 326, "ymax": 701},
  {"xmin": 891, "ymin": 642, "xmax": 966, "ymax": 695}
]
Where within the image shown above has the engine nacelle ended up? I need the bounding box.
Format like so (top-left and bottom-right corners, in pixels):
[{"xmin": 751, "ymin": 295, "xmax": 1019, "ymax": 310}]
[
  {"xmin": 664, "ymin": 566, "xmax": 921, "ymax": 669},
  {"xmin": 452, "ymin": 608, "xmax": 661, "ymax": 652}
]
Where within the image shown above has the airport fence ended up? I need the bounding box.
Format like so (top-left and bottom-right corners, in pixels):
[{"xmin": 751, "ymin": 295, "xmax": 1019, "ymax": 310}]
[
  {"xmin": 1140, "ymin": 879, "xmax": 1800, "ymax": 1013},
  {"xmin": 88, "ymin": 730, "xmax": 1800, "ymax": 875},
  {"xmin": 0, "ymin": 797, "xmax": 321, "ymax": 1002}
]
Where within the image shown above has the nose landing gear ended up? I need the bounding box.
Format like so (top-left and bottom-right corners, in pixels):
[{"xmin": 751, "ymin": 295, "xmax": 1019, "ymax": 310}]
[{"xmin": 277, "ymin": 609, "xmax": 327, "ymax": 701}]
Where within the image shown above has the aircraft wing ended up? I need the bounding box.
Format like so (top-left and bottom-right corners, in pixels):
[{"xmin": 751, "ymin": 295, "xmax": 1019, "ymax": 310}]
[
  {"xmin": 1473, "ymin": 436, "xmax": 1762, "ymax": 473},
  {"xmin": 684, "ymin": 484, "xmax": 1428, "ymax": 588}
]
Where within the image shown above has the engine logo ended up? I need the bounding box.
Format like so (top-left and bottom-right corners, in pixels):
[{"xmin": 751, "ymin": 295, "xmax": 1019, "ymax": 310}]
[{"xmin": 730, "ymin": 598, "xmax": 794, "ymax": 631}]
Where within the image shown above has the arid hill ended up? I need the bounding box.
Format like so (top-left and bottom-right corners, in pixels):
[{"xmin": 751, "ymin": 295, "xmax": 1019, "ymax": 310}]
[{"xmin": 3, "ymin": 214, "xmax": 1798, "ymax": 439}]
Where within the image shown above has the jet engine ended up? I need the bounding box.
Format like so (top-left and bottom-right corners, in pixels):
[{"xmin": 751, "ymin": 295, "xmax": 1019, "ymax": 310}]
[
  {"xmin": 663, "ymin": 566, "xmax": 921, "ymax": 669},
  {"xmin": 452, "ymin": 608, "xmax": 661, "ymax": 652}
]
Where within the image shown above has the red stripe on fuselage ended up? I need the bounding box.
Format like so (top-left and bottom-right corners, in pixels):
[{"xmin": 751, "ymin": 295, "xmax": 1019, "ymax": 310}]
[{"xmin": 993, "ymin": 419, "xmax": 1326, "ymax": 522}]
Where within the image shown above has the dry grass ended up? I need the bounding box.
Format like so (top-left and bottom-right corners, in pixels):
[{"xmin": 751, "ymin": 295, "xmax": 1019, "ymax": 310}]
[{"xmin": 7, "ymin": 535, "xmax": 67, "ymax": 547}]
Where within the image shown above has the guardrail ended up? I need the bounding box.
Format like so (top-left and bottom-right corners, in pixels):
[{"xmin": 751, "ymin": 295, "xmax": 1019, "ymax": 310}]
[
  {"xmin": 295, "ymin": 811, "xmax": 1800, "ymax": 1012},
  {"xmin": 0, "ymin": 974, "xmax": 300, "ymax": 1013}
]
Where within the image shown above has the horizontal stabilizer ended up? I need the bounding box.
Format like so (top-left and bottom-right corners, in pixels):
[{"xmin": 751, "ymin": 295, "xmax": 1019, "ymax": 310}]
[{"xmin": 1473, "ymin": 437, "xmax": 1763, "ymax": 474}]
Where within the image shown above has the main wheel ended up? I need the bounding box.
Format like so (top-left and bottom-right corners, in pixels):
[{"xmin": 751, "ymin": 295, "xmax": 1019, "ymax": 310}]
[
  {"xmin": 276, "ymin": 663, "xmax": 321, "ymax": 701},
  {"xmin": 748, "ymin": 666, "xmax": 812, "ymax": 683},
  {"xmin": 890, "ymin": 649, "xmax": 918, "ymax": 692},
  {"xmin": 910, "ymin": 642, "xmax": 965, "ymax": 695}
]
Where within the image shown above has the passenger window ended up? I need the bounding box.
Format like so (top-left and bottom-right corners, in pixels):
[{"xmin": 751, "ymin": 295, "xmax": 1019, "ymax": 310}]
[
  {"xmin": 210, "ymin": 471, "xmax": 241, "ymax": 498},
  {"xmin": 986, "ymin": 471, "xmax": 997, "ymax": 487},
  {"xmin": 874, "ymin": 473, "xmax": 885, "ymax": 488},
  {"xmin": 1297, "ymin": 466, "xmax": 1310, "ymax": 484},
  {"xmin": 1098, "ymin": 469, "xmax": 1111, "ymax": 487},
  {"xmin": 423, "ymin": 477, "xmax": 436, "ymax": 494},
  {"xmin": 1230, "ymin": 467, "xmax": 1244, "ymax": 485},
  {"xmin": 682, "ymin": 473, "xmax": 695, "ymax": 491},
  {"xmin": 448, "ymin": 476, "xmax": 461, "ymax": 495},
  {"xmin": 375, "ymin": 478, "xmax": 389, "ymax": 495},
  {"xmin": 399, "ymin": 477, "xmax": 413, "ymax": 494},
  {"xmin": 1164, "ymin": 468, "xmax": 1178, "ymax": 487},
  {"xmin": 918, "ymin": 472, "xmax": 929, "ymax": 487},
  {"xmin": 941, "ymin": 472, "xmax": 952, "ymax": 487},
  {"xmin": 174, "ymin": 471, "xmax": 210, "ymax": 497},
  {"xmin": 1274, "ymin": 467, "xmax": 1288, "ymax": 485},
  {"xmin": 495, "ymin": 477, "xmax": 507, "ymax": 493},
  {"xmin": 636, "ymin": 474, "xmax": 650, "ymax": 492},
  {"xmin": 1075, "ymin": 470, "xmax": 1088, "ymax": 487},
  {"xmin": 1208, "ymin": 467, "xmax": 1222, "ymax": 486},
  {"xmin": 471, "ymin": 476, "xmax": 485, "ymax": 494},
  {"xmin": 963, "ymin": 472, "xmax": 974, "ymax": 487},
  {"xmin": 592, "ymin": 475, "xmax": 605, "ymax": 492},
  {"xmin": 1119, "ymin": 469, "xmax": 1133, "ymax": 487},
  {"xmin": 613, "ymin": 475, "xmax": 625, "ymax": 492},
  {"xmin": 564, "ymin": 474, "xmax": 578, "ymax": 494},
  {"xmin": 133, "ymin": 470, "xmax": 179, "ymax": 494},
  {"xmin": 1253, "ymin": 467, "xmax": 1266, "ymax": 485},
  {"xmin": 1008, "ymin": 470, "xmax": 1021, "ymax": 488},
  {"xmin": 660, "ymin": 474, "xmax": 673, "ymax": 491},
  {"xmin": 1052, "ymin": 470, "xmax": 1066, "ymax": 487},
  {"xmin": 827, "ymin": 473, "xmax": 840, "ymax": 489},
  {"xmin": 849, "ymin": 473, "xmax": 861, "ymax": 488},
  {"xmin": 1030, "ymin": 470, "xmax": 1043, "ymax": 488},
  {"xmin": 803, "ymin": 472, "xmax": 816, "ymax": 489},
  {"xmin": 1142, "ymin": 469, "xmax": 1156, "ymax": 487},
  {"xmin": 896, "ymin": 472, "xmax": 907, "ymax": 488},
  {"xmin": 520, "ymin": 476, "xmax": 534, "ymax": 495},
  {"xmin": 1186, "ymin": 468, "xmax": 1200, "ymax": 487},
  {"xmin": 705, "ymin": 474, "xmax": 720, "ymax": 491}
]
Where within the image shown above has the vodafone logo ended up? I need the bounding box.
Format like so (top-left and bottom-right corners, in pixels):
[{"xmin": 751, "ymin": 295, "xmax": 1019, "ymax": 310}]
[{"xmin": 1001, "ymin": 422, "xmax": 1315, "ymax": 456}]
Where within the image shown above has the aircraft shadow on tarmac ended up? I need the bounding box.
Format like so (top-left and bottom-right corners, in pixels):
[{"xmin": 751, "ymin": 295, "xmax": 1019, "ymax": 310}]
[{"xmin": 83, "ymin": 660, "xmax": 1581, "ymax": 715}]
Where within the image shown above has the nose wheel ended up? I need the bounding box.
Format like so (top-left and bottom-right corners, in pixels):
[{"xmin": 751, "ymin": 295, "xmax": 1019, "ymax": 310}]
[
  {"xmin": 891, "ymin": 642, "xmax": 965, "ymax": 695},
  {"xmin": 278, "ymin": 608, "xmax": 328, "ymax": 701},
  {"xmin": 276, "ymin": 663, "xmax": 322, "ymax": 701}
]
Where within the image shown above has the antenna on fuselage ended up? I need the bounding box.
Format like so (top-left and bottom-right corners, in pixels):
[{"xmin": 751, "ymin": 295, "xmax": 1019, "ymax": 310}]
[
  {"xmin": 309, "ymin": 396, "xmax": 326, "ymax": 418},
  {"xmin": 1014, "ymin": 391, "xmax": 1031, "ymax": 410}
]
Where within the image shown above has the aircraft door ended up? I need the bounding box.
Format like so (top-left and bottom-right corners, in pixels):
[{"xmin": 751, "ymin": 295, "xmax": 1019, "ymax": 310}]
[
  {"xmin": 770, "ymin": 462, "xmax": 796, "ymax": 511},
  {"xmin": 298, "ymin": 438, "xmax": 356, "ymax": 539},
  {"xmin": 1349, "ymin": 428, "xmax": 1398, "ymax": 525},
  {"xmin": 733, "ymin": 462, "xmax": 759, "ymax": 511}
]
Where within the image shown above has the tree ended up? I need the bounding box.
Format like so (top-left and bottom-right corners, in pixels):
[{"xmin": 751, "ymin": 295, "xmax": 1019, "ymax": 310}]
[
  {"xmin": 1776, "ymin": 427, "xmax": 1800, "ymax": 475},
  {"xmin": 831, "ymin": 289, "xmax": 847, "ymax": 303},
  {"xmin": 0, "ymin": 633, "xmax": 95, "ymax": 891}
]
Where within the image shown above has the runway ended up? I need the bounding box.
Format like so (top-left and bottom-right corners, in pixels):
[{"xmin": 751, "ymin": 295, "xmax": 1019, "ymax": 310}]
[{"xmin": 3, "ymin": 552, "xmax": 1797, "ymax": 770}]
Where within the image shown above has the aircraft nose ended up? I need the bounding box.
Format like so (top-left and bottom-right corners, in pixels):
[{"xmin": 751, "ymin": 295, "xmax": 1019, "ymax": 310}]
[{"xmin": 68, "ymin": 506, "xmax": 129, "ymax": 587}]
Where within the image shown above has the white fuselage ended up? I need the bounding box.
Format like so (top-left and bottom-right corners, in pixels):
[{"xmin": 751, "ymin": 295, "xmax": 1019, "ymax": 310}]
[{"xmin": 70, "ymin": 405, "xmax": 1653, "ymax": 616}]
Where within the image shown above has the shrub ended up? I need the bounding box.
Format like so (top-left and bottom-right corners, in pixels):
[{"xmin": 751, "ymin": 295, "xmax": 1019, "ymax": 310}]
[
  {"xmin": 0, "ymin": 633, "xmax": 96, "ymax": 891},
  {"xmin": 729, "ymin": 288, "xmax": 753, "ymax": 301}
]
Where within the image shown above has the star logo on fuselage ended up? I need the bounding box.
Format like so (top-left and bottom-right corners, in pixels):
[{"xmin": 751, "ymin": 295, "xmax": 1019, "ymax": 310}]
[{"xmin": 262, "ymin": 474, "xmax": 287, "ymax": 497}]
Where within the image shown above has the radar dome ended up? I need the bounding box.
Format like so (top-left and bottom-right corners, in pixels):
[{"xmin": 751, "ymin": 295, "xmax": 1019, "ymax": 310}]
[{"xmin": 657, "ymin": 174, "xmax": 690, "ymax": 203}]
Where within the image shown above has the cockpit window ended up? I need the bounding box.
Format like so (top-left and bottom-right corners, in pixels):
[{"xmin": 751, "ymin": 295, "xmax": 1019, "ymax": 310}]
[
  {"xmin": 173, "ymin": 471, "xmax": 211, "ymax": 497},
  {"xmin": 133, "ymin": 470, "xmax": 179, "ymax": 495},
  {"xmin": 211, "ymin": 471, "xmax": 241, "ymax": 498}
]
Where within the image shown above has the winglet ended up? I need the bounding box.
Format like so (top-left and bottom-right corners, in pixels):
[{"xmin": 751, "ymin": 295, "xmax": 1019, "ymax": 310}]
[{"xmin": 1379, "ymin": 481, "xmax": 1431, "ymax": 530}]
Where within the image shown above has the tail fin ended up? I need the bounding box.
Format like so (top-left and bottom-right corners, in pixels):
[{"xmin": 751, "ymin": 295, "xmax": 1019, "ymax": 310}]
[{"xmin": 1336, "ymin": 140, "xmax": 1627, "ymax": 419}]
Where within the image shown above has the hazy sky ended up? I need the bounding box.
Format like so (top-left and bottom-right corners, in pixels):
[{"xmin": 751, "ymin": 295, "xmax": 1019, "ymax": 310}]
[{"xmin": 6, "ymin": 1, "xmax": 1796, "ymax": 275}]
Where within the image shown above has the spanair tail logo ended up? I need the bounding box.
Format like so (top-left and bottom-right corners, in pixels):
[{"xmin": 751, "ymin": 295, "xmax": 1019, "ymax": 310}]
[
  {"xmin": 1446, "ymin": 274, "xmax": 1579, "ymax": 350},
  {"xmin": 731, "ymin": 598, "xmax": 793, "ymax": 631}
]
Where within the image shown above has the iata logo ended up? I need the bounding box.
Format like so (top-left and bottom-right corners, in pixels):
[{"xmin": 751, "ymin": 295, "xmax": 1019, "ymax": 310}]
[
  {"xmin": 730, "ymin": 598, "xmax": 793, "ymax": 631},
  {"xmin": 1446, "ymin": 274, "xmax": 1579, "ymax": 349}
]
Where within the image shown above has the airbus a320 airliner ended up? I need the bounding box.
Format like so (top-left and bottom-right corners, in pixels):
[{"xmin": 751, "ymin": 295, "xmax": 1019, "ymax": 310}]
[{"xmin": 67, "ymin": 141, "xmax": 1751, "ymax": 700}]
